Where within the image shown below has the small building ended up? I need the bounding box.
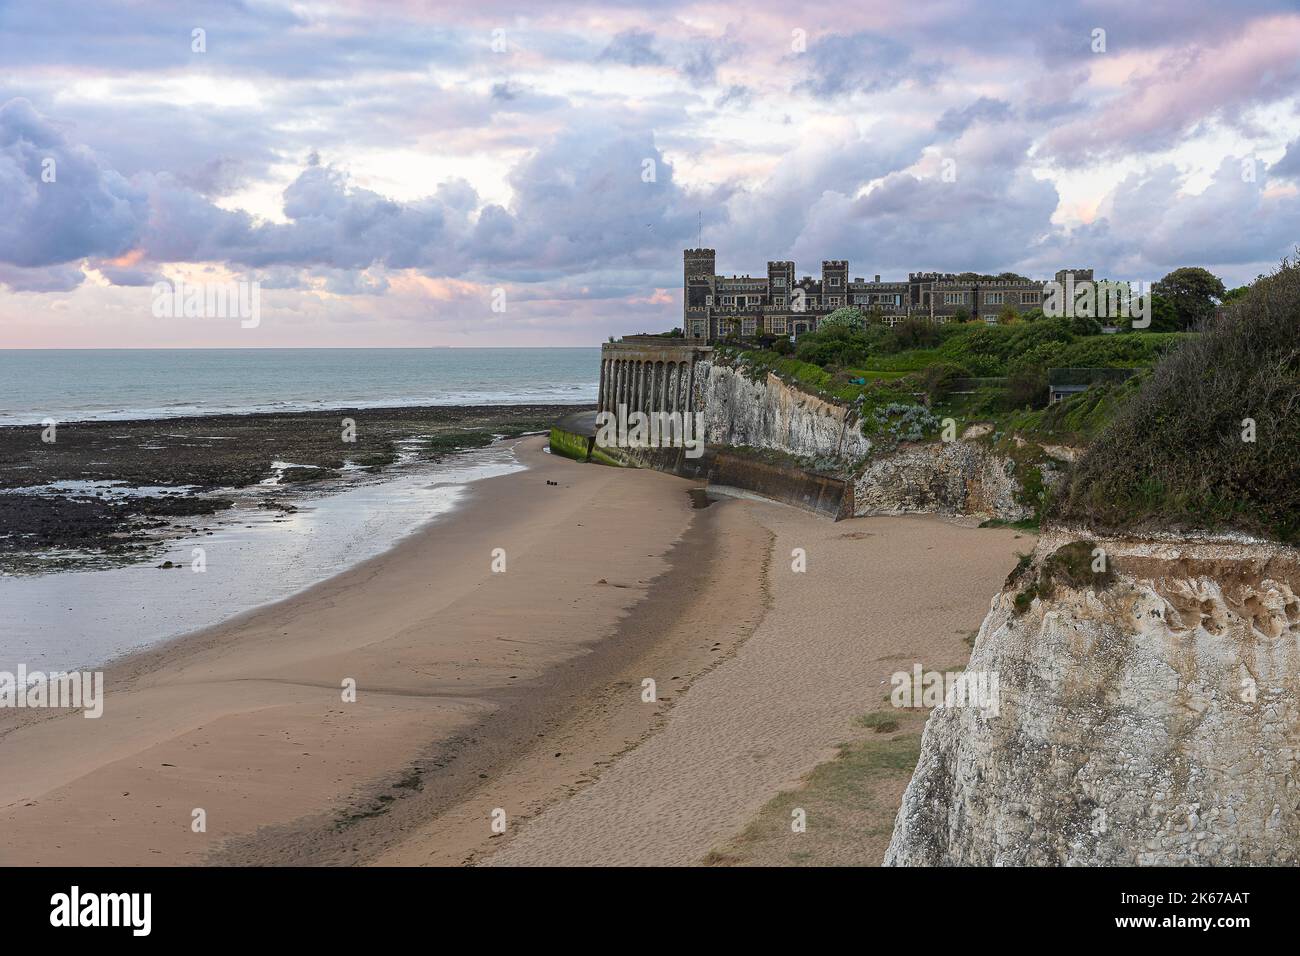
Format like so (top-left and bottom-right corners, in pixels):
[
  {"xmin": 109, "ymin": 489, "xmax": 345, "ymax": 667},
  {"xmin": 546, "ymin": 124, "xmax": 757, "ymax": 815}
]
[{"xmin": 1047, "ymin": 367, "xmax": 1138, "ymax": 404}]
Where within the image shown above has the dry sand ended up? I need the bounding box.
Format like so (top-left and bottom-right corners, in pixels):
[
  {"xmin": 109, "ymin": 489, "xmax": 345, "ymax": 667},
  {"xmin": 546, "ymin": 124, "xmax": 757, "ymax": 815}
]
[
  {"xmin": 477, "ymin": 501, "xmax": 1026, "ymax": 866},
  {"xmin": 0, "ymin": 434, "xmax": 1029, "ymax": 866}
]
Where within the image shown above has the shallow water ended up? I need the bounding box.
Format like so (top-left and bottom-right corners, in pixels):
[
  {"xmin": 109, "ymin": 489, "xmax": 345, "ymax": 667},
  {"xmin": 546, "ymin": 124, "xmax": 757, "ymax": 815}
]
[{"xmin": 0, "ymin": 442, "xmax": 524, "ymax": 672}]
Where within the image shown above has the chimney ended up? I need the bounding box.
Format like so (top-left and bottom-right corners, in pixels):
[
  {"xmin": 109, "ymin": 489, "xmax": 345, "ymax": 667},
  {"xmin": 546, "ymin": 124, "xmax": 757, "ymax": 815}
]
[{"xmin": 874, "ymin": 274, "xmax": 881, "ymax": 283}]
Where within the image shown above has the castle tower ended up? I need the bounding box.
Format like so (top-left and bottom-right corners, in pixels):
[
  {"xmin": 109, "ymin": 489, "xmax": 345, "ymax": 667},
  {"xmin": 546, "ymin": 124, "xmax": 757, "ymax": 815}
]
[
  {"xmin": 822, "ymin": 259, "xmax": 848, "ymax": 309},
  {"xmin": 683, "ymin": 248, "xmax": 716, "ymax": 340}
]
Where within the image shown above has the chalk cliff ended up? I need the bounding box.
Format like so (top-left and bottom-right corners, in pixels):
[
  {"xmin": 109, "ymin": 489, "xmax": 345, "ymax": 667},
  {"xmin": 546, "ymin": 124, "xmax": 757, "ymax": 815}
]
[
  {"xmin": 694, "ymin": 359, "xmax": 872, "ymax": 462},
  {"xmin": 851, "ymin": 437, "xmax": 1035, "ymax": 521},
  {"xmin": 886, "ymin": 531, "xmax": 1300, "ymax": 865},
  {"xmin": 695, "ymin": 360, "xmax": 1036, "ymax": 521}
]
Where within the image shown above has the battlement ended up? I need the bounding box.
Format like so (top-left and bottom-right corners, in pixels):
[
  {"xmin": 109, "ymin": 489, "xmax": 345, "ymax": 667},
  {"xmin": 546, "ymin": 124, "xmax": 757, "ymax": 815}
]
[{"xmin": 683, "ymin": 249, "xmax": 1092, "ymax": 342}]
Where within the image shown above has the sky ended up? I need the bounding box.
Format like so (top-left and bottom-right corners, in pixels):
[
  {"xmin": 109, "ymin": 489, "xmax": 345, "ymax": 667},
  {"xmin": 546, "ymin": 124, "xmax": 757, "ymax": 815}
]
[{"xmin": 1, "ymin": 0, "xmax": 1299, "ymax": 348}]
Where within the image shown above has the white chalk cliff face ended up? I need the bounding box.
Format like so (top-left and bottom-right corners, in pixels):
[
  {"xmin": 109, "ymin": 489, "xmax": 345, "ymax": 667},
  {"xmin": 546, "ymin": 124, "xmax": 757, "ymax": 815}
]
[
  {"xmin": 696, "ymin": 361, "xmax": 1035, "ymax": 521},
  {"xmin": 887, "ymin": 532, "xmax": 1300, "ymax": 865},
  {"xmin": 695, "ymin": 360, "xmax": 873, "ymax": 461},
  {"xmin": 851, "ymin": 439, "xmax": 1032, "ymax": 521}
]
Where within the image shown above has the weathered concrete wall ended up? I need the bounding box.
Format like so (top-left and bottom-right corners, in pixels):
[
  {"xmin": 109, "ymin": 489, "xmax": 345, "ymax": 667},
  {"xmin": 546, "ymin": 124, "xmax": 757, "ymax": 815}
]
[
  {"xmin": 887, "ymin": 532, "xmax": 1300, "ymax": 866},
  {"xmin": 593, "ymin": 442, "xmax": 850, "ymax": 520},
  {"xmin": 707, "ymin": 451, "xmax": 851, "ymax": 519}
]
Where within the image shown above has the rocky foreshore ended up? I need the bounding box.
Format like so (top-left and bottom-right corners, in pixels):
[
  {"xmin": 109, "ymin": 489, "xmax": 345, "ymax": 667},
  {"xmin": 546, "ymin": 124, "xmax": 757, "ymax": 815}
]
[{"xmin": 0, "ymin": 403, "xmax": 583, "ymax": 572}]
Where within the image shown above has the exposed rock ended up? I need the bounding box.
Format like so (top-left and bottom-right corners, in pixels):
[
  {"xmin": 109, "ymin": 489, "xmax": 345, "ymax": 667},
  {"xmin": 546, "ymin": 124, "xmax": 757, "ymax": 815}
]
[
  {"xmin": 852, "ymin": 440, "xmax": 1031, "ymax": 521},
  {"xmin": 695, "ymin": 361, "xmax": 872, "ymax": 462},
  {"xmin": 886, "ymin": 531, "xmax": 1300, "ymax": 865}
]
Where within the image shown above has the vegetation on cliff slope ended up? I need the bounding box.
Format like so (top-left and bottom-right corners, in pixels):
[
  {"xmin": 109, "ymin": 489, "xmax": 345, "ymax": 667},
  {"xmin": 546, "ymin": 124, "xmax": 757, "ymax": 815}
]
[{"xmin": 1051, "ymin": 259, "xmax": 1300, "ymax": 543}]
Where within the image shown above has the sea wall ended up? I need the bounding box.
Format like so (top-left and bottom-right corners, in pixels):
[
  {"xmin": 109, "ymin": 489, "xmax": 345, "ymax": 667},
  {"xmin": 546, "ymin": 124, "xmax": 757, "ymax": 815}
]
[
  {"xmin": 594, "ymin": 343, "xmax": 1038, "ymax": 523},
  {"xmin": 886, "ymin": 531, "xmax": 1300, "ymax": 865}
]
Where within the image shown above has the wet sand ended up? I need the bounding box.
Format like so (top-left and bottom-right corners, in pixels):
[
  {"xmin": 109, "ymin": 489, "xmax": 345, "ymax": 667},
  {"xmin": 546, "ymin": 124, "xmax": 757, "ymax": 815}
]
[
  {"xmin": 0, "ymin": 435, "xmax": 1029, "ymax": 866},
  {"xmin": 0, "ymin": 436, "xmax": 699, "ymax": 864}
]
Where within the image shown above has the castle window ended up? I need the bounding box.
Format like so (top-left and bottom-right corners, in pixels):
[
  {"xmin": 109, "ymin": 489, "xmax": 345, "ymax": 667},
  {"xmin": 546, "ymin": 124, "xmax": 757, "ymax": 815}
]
[
  {"xmin": 773, "ymin": 277, "xmax": 786, "ymax": 288},
  {"xmin": 943, "ymin": 292, "xmax": 965, "ymax": 305},
  {"xmin": 741, "ymin": 317, "xmax": 757, "ymax": 337},
  {"xmin": 769, "ymin": 316, "xmax": 786, "ymax": 334},
  {"xmin": 828, "ymin": 276, "xmax": 840, "ymax": 287},
  {"xmin": 986, "ymin": 292, "xmax": 1004, "ymax": 305},
  {"xmin": 774, "ymin": 296, "xmax": 786, "ymax": 307},
  {"xmin": 1021, "ymin": 291, "xmax": 1039, "ymax": 304}
]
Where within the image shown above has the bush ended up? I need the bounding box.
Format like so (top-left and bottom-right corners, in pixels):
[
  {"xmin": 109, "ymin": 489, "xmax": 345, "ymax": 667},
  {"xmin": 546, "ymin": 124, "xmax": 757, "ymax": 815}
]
[
  {"xmin": 887, "ymin": 317, "xmax": 943, "ymax": 352},
  {"xmin": 819, "ymin": 306, "xmax": 867, "ymax": 330},
  {"xmin": 918, "ymin": 361, "xmax": 970, "ymax": 402},
  {"xmin": 1050, "ymin": 258, "xmax": 1300, "ymax": 542}
]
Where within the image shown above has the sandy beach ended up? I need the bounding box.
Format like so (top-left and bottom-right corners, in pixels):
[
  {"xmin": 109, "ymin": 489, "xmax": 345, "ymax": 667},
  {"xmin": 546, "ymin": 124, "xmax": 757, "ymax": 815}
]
[{"xmin": 0, "ymin": 435, "xmax": 1028, "ymax": 866}]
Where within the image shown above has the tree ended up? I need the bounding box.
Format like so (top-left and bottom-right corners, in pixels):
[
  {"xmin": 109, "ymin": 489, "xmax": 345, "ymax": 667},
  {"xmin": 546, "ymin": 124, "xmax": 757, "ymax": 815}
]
[
  {"xmin": 1122, "ymin": 292, "xmax": 1179, "ymax": 332},
  {"xmin": 997, "ymin": 305, "xmax": 1020, "ymax": 325},
  {"xmin": 819, "ymin": 306, "xmax": 867, "ymax": 330},
  {"xmin": 1152, "ymin": 267, "xmax": 1226, "ymax": 330}
]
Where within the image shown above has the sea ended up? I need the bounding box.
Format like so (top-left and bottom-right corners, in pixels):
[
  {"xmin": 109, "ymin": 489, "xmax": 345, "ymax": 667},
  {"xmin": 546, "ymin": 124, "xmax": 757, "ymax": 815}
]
[
  {"xmin": 0, "ymin": 348, "xmax": 599, "ymax": 425},
  {"xmin": 0, "ymin": 348, "xmax": 600, "ymax": 673}
]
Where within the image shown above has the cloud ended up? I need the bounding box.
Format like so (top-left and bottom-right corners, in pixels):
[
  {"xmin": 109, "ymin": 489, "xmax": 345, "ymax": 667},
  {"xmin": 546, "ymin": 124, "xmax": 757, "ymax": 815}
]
[
  {"xmin": 0, "ymin": 260, "xmax": 86, "ymax": 292},
  {"xmin": 936, "ymin": 98, "xmax": 1014, "ymax": 135},
  {"xmin": 794, "ymin": 32, "xmax": 941, "ymax": 99},
  {"xmin": 713, "ymin": 85, "xmax": 752, "ymax": 110},
  {"xmin": 1084, "ymin": 158, "xmax": 1300, "ymax": 272},
  {"xmin": 1271, "ymin": 138, "xmax": 1300, "ymax": 180},
  {"xmin": 1039, "ymin": 15, "xmax": 1300, "ymax": 164},
  {"xmin": 3, "ymin": 1, "xmax": 1300, "ymax": 336},
  {"xmin": 0, "ymin": 98, "xmax": 149, "ymax": 268},
  {"xmin": 598, "ymin": 29, "xmax": 663, "ymax": 67}
]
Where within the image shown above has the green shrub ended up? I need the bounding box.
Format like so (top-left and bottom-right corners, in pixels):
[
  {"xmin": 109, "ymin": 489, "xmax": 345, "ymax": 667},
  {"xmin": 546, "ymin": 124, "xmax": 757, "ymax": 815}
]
[
  {"xmin": 917, "ymin": 361, "xmax": 970, "ymax": 402},
  {"xmin": 1050, "ymin": 258, "xmax": 1300, "ymax": 542}
]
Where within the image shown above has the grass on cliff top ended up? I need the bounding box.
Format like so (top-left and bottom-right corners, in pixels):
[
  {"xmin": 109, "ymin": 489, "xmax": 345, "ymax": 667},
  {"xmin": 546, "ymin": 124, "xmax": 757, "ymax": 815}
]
[{"xmin": 1050, "ymin": 258, "xmax": 1300, "ymax": 544}]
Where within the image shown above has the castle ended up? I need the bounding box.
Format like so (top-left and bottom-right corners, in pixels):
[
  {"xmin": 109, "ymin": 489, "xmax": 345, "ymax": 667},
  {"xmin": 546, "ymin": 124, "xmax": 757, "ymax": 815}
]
[{"xmin": 682, "ymin": 249, "xmax": 1093, "ymax": 341}]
